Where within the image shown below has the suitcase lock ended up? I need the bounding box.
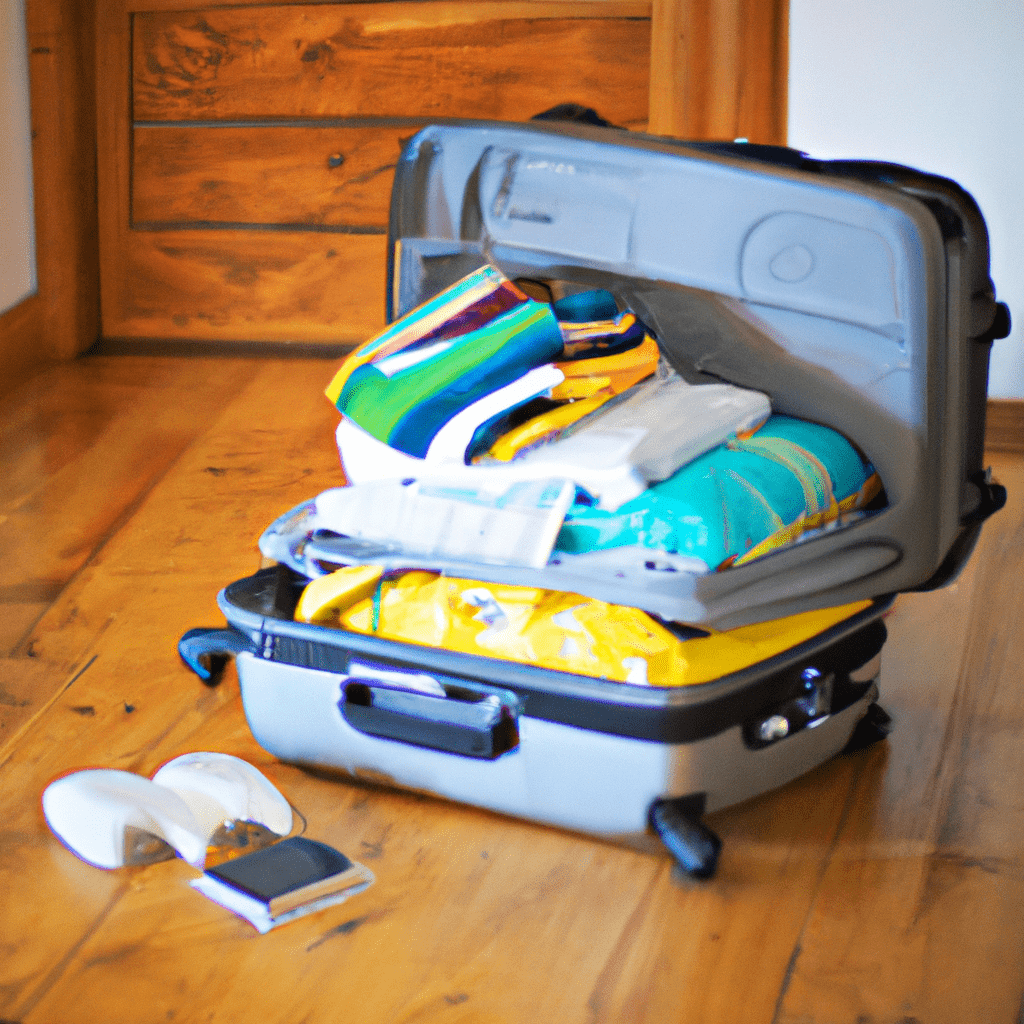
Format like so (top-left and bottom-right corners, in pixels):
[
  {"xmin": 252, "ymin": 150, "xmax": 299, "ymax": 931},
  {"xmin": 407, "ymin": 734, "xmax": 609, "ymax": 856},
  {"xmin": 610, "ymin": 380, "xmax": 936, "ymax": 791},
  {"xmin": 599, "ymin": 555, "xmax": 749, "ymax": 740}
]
[{"xmin": 744, "ymin": 667, "xmax": 834, "ymax": 749}]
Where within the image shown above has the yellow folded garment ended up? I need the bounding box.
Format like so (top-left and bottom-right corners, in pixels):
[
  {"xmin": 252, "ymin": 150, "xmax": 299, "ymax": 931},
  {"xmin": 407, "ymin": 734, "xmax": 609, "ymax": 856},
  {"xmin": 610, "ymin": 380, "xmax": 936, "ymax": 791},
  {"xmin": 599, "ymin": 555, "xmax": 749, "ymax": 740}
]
[
  {"xmin": 295, "ymin": 565, "xmax": 385, "ymax": 625},
  {"xmin": 296, "ymin": 566, "xmax": 871, "ymax": 687},
  {"xmin": 550, "ymin": 334, "xmax": 660, "ymax": 401},
  {"xmin": 479, "ymin": 397, "xmax": 607, "ymax": 462}
]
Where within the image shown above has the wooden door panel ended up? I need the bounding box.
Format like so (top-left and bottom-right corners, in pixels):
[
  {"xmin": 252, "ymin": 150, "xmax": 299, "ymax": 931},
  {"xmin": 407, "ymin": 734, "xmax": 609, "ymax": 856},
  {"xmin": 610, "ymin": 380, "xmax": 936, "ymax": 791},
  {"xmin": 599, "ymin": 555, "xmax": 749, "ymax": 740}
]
[
  {"xmin": 116, "ymin": 231, "xmax": 387, "ymax": 342},
  {"xmin": 102, "ymin": 0, "xmax": 652, "ymax": 346},
  {"xmin": 133, "ymin": 3, "xmax": 651, "ymax": 126},
  {"xmin": 132, "ymin": 124, "xmax": 421, "ymax": 228}
]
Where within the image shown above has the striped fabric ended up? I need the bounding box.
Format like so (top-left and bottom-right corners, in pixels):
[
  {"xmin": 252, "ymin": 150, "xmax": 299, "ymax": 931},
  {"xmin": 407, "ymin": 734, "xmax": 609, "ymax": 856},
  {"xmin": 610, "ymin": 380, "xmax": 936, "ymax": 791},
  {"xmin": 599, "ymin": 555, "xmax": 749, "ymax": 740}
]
[{"xmin": 326, "ymin": 265, "xmax": 565, "ymax": 459}]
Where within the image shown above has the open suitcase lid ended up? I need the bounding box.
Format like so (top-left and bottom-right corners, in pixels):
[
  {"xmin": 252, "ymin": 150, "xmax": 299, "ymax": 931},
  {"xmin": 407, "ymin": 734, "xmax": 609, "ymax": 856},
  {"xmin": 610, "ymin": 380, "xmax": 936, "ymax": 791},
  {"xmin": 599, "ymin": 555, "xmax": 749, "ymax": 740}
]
[{"xmin": 378, "ymin": 119, "xmax": 1007, "ymax": 630}]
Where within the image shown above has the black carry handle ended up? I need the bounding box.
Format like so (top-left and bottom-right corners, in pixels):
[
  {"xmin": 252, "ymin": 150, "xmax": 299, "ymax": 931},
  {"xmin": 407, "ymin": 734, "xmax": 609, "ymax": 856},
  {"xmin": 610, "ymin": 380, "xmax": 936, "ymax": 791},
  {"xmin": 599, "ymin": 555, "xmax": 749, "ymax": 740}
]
[{"xmin": 340, "ymin": 680, "xmax": 521, "ymax": 760}]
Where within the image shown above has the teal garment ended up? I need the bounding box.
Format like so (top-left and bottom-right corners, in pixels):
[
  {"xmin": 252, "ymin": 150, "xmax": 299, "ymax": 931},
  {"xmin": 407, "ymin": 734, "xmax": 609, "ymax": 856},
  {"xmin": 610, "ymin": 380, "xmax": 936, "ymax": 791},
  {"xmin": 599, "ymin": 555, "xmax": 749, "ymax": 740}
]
[
  {"xmin": 552, "ymin": 289, "xmax": 620, "ymax": 323},
  {"xmin": 555, "ymin": 416, "xmax": 874, "ymax": 568},
  {"xmin": 338, "ymin": 299, "xmax": 564, "ymax": 459}
]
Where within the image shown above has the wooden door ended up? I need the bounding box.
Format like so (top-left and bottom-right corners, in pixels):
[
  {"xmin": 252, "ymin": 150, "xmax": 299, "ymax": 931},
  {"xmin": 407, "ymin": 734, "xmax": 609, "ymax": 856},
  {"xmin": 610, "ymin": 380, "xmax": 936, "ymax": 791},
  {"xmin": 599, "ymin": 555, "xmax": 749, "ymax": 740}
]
[{"xmin": 96, "ymin": 0, "xmax": 787, "ymax": 350}]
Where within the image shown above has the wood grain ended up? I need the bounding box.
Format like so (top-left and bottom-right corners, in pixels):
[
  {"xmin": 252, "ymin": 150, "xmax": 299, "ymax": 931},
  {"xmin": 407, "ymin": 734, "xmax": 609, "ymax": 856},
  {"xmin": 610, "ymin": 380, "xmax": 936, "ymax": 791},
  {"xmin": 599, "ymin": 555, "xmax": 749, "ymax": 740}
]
[
  {"xmin": 96, "ymin": 0, "xmax": 136, "ymax": 347},
  {"xmin": 104, "ymin": 230, "xmax": 388, "ymax": 344},
  {"xmin": 775, "ymin": 450, "xmax": 1024, "ymax": 1023},
  {"xmin": 132, "ymin": 3, "xmax": 651, "ymax": 126},
  {"xmin": 0, "ymin": 356, "xmax": 264, "ymax": 657},
  {"xmin": 986, "ymin": 398, "xmax": 1024, "ymax": 453},
  {"xmin": 648, "ymin": 0, "xmax": 788, "ymax": 142},
  {"xmin": 132, "ymin": 124, "xmax": 423, "ymax": 228},
  {"xmin": 0, "ymin": 354, "xmax": 1022, "ymax": 1022},
  {"xmin": 25, "ymin": 0, "xmax": 100, "ymax": 361},
  {"xmin": 100, "ymin": 0, "xmax": 653, "ymax": 345},
  {"xmin": 0, "ymin": 0, "xmax": 100, "ymax": 398},
  {"xmin": 0, "ymin": 294, "xmax": 52, "ymax": 402}
]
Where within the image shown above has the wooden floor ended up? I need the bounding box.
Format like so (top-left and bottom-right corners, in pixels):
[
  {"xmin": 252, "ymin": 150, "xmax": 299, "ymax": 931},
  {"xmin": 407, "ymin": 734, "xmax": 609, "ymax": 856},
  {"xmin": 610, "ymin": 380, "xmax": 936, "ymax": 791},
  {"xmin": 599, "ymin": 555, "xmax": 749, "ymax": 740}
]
[{"xmin": 1, "ymin": 352, "xmax": 1022, "ymax": 1024}]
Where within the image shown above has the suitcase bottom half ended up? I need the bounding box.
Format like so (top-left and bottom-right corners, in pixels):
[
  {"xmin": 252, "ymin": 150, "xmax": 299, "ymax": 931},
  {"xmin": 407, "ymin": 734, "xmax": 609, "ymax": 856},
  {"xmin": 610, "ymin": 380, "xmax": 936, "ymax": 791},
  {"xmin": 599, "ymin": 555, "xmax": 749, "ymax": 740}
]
[{"xmin": 181, "ymin": 571, "xmax": 893, "ymax": 878}]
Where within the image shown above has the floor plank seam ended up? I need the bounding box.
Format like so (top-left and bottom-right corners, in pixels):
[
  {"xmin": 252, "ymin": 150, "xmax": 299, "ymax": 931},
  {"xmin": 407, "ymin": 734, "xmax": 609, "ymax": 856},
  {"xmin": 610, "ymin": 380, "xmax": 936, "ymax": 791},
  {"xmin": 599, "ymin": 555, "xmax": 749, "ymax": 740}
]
[
  {"xmin": 583, "ymin": 864, "xmax": 663, "ymax": 1022},
  {"xmin": 6, "ymin": 882, "xmax": 130, "ymax": 1022},
  {"xmin": 0, "ymin": 654, "xmax": 98, "ymax": 771},
  {"xmin": 769, "ymin": 754, "xmax": 871, "ymax": 1024}
]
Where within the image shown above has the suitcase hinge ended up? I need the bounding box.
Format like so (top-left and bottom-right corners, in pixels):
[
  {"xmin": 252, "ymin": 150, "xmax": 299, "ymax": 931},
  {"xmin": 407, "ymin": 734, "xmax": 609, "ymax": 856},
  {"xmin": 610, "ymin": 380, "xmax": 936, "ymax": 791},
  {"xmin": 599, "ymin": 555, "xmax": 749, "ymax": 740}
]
[
  {"xmin": 963, "ymin": 469, "xmax": 1007, "ymax": 525},
  {"xmin": 974, "ymin": 301, "xmax": 1011, "ymax": 344}
]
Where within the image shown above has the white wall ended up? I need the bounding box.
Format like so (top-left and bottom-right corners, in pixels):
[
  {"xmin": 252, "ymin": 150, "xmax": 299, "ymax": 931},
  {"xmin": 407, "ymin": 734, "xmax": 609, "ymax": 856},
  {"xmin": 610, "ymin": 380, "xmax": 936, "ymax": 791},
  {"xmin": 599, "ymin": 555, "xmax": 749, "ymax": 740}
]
[
  {"xmin": 0, "ymin": 0, "xmax": 36, "ymax": 316},
  {"xmin": 789, "ymin": 0, "xmax": 1023, "ymax": 398}
]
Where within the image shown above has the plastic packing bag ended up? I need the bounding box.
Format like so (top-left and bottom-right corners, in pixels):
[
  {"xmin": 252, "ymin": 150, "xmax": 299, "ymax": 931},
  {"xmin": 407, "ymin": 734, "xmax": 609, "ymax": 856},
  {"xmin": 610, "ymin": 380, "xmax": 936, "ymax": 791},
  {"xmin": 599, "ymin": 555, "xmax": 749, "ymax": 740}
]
[
  {"xmin": 326, "ymin": 265, "xmax": 564, "ymax": 459},
  {"xmin": 306, "ymin": 567, "xmax": 696, "ymax": 686},
  {"xmin": 294, "ymin": 566, "xmax": 874, "ymax": 688},
  {"xmin": 265, "ymin": 476, "xmax": 576, "ymax": 573},
  {"xmin": 478, "ymin": 363, "xmax": 771, "ymax": 510},
  {"xmin": 555, "ymin": 414, "xmax": 883, "ymax": 570}
]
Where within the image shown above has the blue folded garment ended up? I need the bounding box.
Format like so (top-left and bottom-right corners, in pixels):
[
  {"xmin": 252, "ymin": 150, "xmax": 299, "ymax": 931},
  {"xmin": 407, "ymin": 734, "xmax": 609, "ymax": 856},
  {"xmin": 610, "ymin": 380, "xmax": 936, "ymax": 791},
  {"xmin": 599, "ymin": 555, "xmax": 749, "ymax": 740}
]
[{"xmin": 555, "ymin": 415, "xmax": 882, "ymax": 568}]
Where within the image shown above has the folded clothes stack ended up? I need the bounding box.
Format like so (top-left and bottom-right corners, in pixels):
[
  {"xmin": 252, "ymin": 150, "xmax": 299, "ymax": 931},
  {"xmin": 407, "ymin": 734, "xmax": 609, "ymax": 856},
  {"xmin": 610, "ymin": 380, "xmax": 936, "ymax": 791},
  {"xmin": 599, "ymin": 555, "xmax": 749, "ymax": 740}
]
[
  {"xmin": 254, "ymin": 262, "xmax": 885, "ymax": 682},
  {"xmin": 329, "ymin": 265, "xmax": 773, "ymax": 511}
]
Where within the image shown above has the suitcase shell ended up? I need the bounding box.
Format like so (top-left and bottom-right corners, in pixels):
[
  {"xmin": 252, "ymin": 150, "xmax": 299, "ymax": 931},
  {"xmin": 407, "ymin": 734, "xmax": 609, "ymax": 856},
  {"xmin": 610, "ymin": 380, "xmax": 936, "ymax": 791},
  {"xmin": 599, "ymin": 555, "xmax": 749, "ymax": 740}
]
[
  {"xmin": 384, "ymin": 121, "xmax": 1008, "ymax": 629},
  {"xmin": 182, "ymin": 121, "xmax": 1008, "ymax": 876},
  {"xmin": 182, "ymin": 567, "xmax": 891, "ymax": 875}
]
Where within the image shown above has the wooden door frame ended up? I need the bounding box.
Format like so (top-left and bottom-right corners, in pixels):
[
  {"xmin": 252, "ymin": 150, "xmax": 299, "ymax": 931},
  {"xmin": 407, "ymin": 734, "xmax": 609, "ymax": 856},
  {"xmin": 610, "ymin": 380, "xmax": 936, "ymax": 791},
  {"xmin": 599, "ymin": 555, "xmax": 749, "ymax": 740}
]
[
  {"xmin": 0, "ymin": 0, "xmax": 99, "ymax": 399},
  {"xmin": 649, "ymin": 0, "xmax": 788, "ymax": 142}
]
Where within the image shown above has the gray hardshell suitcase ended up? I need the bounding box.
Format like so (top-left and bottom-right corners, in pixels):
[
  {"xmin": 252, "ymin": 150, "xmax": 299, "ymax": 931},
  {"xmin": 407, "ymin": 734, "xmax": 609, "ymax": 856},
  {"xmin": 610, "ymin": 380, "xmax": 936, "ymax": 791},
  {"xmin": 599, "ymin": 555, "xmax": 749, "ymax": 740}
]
[{"xmin": 182, "ymin": 120, "xmax": 1009, "ymax": 877}]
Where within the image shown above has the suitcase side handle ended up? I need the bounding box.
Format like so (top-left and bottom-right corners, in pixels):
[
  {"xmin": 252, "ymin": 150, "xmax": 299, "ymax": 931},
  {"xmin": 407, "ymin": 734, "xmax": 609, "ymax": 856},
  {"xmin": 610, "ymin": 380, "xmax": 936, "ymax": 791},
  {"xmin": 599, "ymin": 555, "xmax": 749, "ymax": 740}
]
[
  {"xmin": 179, "ymin": 627, "xmax": 256, "ymax": 684},
  {"xmin": 339, "ymin": 679, "xmax": 520, "ymax": 760}
]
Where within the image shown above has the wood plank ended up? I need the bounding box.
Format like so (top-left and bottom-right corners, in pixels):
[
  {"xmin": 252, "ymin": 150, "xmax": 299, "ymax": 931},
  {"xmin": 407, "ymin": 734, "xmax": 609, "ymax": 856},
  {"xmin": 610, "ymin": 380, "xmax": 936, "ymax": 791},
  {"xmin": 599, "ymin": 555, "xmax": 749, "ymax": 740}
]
[
  {"xmin": 25, "ymin": 0, "xmax": 100, "ymax": 359},
  {"xmin": 7, "ymin": 360, "xmax": 346, "ymax": 670},
  {"xmin": 132, "ymin": 3, "xmax": 651, "ymax": 127},
  {"xmin": 986, "ymin": 398, "xmax": 1024, "ymax": 453},
  {"xmin": 773, "ymin": 449, "xmax": 1024, "ymax": 1022},
  {"xmin": 95, "ymin": 0, "xmax": 136, "ymax": 345},
  {"xmin": 523, "ymin": 758, "xmax": 880, "ymax": 1024},
  {"xmin": 648, "ymin": 0, "xmax": 788, "ymax": 142},
  {"xmin": 0, "ymin": 294, "xmax": 53, "ymax": 401},
  {"xmin": 0, "ymin": 658, "xmax": 69, "ymax": 760},
  {"xmin": 1, "ymin": 0, "xmax": 101, "ymax": 397},
  {"xmin": 105, "ymin": 231, "xmax": 388, "ymax": 344},
  {"xmin": 0, "ymin": 355, "xmax": 264, "ymax": 656},
  {"xmin": 132, "ymin": 124, "xmax": 421, "ymax": 228},
  {"xmin": 0, "ymin": 359, "xmax": 345, "ymax": 1016}
]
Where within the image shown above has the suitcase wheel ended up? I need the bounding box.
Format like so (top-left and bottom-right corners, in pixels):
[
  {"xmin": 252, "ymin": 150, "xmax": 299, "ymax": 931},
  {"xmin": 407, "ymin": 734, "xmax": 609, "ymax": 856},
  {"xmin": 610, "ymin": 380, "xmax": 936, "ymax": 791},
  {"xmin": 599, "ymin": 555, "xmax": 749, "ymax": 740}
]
[
  {"xmin": 178, "ymin": 627, "xmax": 255, "ymax": 685},
  {"xmin": 649, "ymin": 796, "xmax": 722, "ymax": 881},
  {"xmin": 841, "ymin": 701, "xmax": 893, "ymax": 754}
]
